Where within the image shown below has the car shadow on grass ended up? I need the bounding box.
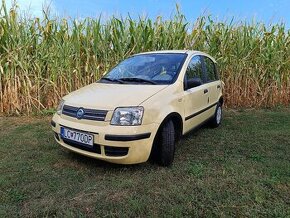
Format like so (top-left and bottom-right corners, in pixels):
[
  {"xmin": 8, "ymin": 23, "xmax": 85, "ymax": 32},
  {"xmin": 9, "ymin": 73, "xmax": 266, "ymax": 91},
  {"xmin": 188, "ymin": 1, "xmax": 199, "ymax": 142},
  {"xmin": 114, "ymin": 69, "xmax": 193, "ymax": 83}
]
[
  {"xmin": 57, "ymin": 122, "xmax": 211, "ymax": 172},
  {"xmin": 61, "ymin": 149, "xmax": 153, "ymax": 171},
  {"xmin": 181, "ymin": 121, "xmax": 211, "ymax": 140}
]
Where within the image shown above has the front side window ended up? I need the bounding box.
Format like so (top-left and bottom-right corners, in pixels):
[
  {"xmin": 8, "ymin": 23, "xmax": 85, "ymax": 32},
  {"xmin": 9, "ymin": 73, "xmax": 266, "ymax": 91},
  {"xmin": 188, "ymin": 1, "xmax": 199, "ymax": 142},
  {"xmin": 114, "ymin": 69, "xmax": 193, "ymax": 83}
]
[
  {"xmin": 100, "ymin": 53, "xmax": 187, "ymax": 85},
  {"xmin": 204, "ymin": 57, "xmax": 217, "ymax": 82},
  {"xmin": 184, "ymin": 55, "xmax": 204, "ymax": 81}
]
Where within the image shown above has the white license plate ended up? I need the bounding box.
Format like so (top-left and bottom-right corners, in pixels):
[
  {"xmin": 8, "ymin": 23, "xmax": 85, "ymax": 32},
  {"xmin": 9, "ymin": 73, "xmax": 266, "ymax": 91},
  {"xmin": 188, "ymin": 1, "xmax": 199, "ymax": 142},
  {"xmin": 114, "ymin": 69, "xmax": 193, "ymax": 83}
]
[{"xmin": 60, "ymin": 127, "xmax": 94, "ymax": 146}]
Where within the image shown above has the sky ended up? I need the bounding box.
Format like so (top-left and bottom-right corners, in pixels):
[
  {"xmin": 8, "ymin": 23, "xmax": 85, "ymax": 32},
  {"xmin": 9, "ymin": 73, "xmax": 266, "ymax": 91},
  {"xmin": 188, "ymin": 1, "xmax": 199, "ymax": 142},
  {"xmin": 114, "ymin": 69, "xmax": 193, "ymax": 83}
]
[{"xmin": 4, "ymin": 0, "xmax": 290, "ymax": 26}]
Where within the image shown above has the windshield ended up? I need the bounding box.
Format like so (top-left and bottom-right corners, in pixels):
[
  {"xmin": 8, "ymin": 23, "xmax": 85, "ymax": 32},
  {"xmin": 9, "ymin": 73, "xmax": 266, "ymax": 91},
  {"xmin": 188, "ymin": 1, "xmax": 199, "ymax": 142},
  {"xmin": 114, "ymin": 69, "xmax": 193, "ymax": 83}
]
[{"xmin": 100, "ymin": 53, "xmax": 187, "ymax": 85}]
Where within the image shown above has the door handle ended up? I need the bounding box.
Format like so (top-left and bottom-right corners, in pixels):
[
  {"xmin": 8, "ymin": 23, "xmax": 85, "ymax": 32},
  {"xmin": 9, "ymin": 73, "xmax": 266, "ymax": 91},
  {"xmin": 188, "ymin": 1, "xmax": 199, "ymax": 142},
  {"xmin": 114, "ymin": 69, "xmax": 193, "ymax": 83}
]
[
  {"xmin": 204, "ymin": 89, "xmax": 208, "ymax": 94},
  {"xmin": 217, "ymin": 85, "xmax": 221, "ymax": 89}
]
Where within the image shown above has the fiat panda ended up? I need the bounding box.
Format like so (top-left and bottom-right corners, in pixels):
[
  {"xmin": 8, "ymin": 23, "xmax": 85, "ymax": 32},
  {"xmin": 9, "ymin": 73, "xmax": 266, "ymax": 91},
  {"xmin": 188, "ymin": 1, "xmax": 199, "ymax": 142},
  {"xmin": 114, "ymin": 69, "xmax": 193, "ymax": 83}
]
[{"xmin": 51, "ymin": 50, "xmax": 223, "ymax": 166}]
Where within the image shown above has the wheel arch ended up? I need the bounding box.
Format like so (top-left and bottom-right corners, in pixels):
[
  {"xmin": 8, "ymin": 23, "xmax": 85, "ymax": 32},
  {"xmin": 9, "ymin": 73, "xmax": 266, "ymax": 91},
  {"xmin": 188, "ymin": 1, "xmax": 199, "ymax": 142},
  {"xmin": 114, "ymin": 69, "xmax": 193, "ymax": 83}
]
[
  {"xmin": 156, "ymin": 112, "xmax": 183, "ymax": 142},
  {"xmin": 149, "ymin": 111, "xmax": 183, "ymax": 162}
]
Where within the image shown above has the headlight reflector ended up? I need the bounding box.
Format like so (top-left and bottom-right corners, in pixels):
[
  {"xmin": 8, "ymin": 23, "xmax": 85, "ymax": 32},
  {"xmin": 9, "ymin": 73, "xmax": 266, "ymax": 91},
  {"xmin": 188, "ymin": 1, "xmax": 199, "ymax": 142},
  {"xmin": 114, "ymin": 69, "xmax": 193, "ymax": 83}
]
[
  {"xmin": 111, "ymin": 107, "xmax": 144, "ymax": 126},
  {"xmin": 56, "ymin": 99, "xmax": 65, "ymax": 115}
]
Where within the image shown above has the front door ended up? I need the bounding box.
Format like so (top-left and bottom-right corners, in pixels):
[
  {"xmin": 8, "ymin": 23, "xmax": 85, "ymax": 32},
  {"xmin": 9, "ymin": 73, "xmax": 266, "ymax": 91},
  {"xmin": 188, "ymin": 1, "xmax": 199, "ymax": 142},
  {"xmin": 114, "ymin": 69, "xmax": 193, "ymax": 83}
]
[{"xmin": 183, "ymin": 55, "xmax": 210, "ymax": 133}]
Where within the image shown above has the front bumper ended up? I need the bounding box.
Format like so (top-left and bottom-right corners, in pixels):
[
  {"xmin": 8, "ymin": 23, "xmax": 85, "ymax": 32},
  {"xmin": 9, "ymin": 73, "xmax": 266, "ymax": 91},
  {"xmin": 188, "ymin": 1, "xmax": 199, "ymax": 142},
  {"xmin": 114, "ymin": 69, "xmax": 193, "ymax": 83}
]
[{"xmin": 51, "ymin": 114, "xmax": 159, "ymax": 164}]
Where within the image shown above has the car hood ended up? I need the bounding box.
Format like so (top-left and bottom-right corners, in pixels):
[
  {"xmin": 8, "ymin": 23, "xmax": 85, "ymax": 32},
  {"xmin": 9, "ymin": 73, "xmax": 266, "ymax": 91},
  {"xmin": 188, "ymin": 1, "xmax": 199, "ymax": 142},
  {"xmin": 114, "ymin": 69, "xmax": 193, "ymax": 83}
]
[{"xmin": 63, "ymin": 82, "xmax": 168, "ymax": 110}]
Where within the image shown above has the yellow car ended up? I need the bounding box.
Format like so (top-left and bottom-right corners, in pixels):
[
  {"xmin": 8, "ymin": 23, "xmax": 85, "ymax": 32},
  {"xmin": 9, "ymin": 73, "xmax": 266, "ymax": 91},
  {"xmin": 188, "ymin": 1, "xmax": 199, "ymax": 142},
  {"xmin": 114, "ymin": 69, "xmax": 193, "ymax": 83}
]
[{"xmin": 51, "ymin": 50, "xmax": 223, "ymax": 166}]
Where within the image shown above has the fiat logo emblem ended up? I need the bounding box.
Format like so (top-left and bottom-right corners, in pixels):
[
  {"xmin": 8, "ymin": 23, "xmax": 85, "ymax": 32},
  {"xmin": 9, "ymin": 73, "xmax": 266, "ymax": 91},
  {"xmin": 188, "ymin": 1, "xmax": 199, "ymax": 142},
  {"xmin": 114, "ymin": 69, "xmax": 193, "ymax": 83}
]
[{"xmin": 76, "ymin": 108, "xmax": 85, "ymax": 119}]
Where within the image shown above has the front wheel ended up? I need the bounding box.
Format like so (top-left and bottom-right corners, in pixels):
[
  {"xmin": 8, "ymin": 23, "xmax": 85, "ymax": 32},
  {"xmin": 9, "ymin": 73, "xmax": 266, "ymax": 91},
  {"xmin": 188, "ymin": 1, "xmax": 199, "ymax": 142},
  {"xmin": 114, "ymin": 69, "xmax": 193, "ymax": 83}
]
[
  {"xmin": 155, "ymin": 120, "xmax": 176, "ymax": 166},
  {"xmin": 209, "ymin": 102, "xmax": 222, "ymax": 128}
]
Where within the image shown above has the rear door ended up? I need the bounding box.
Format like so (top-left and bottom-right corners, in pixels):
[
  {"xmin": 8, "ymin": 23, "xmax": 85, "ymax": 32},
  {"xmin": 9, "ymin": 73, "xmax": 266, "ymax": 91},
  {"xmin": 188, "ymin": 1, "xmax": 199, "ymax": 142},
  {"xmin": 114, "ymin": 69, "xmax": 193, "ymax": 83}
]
[
  {"xmin": 202, "ymin": 56, "xmax": 221, "ymax": 116},
  {"xmin": 183, "ymin": 55, "xmax": 210, "ymax": 133}
]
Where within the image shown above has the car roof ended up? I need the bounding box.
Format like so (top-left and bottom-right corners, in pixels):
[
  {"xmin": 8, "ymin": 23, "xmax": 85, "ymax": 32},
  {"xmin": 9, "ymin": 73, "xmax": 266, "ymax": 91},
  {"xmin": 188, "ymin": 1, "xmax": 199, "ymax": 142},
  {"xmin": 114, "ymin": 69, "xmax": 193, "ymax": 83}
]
[{"xmin": 135, "ymin": 50, "xmax": 217, "ymax": 63}]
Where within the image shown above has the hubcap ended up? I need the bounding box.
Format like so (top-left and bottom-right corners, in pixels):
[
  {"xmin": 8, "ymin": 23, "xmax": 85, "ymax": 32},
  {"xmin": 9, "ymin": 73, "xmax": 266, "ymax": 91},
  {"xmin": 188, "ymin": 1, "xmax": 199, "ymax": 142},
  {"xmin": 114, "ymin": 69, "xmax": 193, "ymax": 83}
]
[{"xmin": 216, "ymin": 106, "xmax": 222, "ymax": 124}]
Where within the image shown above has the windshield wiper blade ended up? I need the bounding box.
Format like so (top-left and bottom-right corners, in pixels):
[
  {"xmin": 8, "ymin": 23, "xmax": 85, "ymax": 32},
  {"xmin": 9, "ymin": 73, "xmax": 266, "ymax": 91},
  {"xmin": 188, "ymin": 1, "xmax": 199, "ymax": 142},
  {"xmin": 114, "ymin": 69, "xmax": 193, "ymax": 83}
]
[
  {"xmin": 100, "ymin": 77, "xmax": 124, "ymax": 84},
  {"xmin": 119, "ymin": 77, "xmax": 157, "ymax": 85}
]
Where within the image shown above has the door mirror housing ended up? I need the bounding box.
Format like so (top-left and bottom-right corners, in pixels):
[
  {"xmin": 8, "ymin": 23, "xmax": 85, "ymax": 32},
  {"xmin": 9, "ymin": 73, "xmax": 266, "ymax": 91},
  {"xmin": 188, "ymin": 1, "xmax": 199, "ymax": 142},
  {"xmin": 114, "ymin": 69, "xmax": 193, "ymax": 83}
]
[{"xmin": 184, "ymin": 77, "xmax": 203, "ymax": 90}]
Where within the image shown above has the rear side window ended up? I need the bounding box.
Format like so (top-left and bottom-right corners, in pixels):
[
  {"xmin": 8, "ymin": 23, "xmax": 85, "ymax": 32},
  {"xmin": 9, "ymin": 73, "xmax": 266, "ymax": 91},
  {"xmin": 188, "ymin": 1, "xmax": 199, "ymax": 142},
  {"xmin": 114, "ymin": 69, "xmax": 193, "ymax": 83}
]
[
  {"xmin": 185, "ymin": 56, "xmax": 204, "ymax": 81},
  {"xmin": 204, "ymin": 57, "xmax": 218, "ymax": 82}
]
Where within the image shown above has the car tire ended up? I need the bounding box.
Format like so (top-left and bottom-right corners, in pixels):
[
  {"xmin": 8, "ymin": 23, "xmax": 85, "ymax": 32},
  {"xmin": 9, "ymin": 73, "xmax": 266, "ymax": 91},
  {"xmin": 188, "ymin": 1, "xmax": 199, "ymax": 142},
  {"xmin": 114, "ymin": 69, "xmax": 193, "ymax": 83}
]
[
  {"xmin": 158, "ymin": 120, "xmax": 176, "ymax": 166},
  {"xmin": 210, "ymin": 102, "xmax": 222, "ymax": 128}
]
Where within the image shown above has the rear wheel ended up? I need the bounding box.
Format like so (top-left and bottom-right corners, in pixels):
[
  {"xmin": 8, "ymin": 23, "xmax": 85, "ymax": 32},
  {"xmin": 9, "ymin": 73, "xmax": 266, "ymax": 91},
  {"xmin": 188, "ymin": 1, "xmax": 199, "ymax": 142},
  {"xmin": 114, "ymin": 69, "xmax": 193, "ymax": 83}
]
[{"xmin": 210, "ymin": 102, "xmax": 222, "ymax": 128}]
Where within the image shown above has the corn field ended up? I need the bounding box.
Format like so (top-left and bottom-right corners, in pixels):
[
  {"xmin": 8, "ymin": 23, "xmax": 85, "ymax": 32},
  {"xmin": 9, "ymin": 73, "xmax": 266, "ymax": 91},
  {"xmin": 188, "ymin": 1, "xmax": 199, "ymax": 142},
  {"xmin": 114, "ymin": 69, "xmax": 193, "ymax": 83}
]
[{"xmin": 0, "ymin": 2, "xmax": 289, "ymax": 115}]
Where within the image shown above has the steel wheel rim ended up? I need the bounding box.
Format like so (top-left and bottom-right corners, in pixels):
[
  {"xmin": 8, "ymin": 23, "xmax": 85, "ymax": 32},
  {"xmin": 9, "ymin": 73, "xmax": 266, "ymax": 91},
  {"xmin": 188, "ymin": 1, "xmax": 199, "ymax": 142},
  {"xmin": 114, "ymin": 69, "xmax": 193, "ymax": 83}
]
[{"xmin": 216, "ymin": 106, "xmax": 222, "ymax": 124}]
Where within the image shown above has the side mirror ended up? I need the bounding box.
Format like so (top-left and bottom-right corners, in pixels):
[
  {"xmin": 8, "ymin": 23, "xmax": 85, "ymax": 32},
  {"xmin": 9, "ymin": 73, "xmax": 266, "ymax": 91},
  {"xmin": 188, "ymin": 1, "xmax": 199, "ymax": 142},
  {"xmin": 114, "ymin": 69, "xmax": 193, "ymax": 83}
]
[{"xmin": 185, "ymin": 77, "xmax": 203, "ymax": 90}]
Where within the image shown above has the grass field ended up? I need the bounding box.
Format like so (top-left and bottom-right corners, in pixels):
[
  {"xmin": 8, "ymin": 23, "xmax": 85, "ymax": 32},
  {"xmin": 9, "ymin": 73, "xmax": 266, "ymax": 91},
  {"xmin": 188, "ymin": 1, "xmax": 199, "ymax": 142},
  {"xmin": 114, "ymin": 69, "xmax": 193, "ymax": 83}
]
[{"xmin": 0, "ymin": 109, "xmax": 290, "ymax": 217}]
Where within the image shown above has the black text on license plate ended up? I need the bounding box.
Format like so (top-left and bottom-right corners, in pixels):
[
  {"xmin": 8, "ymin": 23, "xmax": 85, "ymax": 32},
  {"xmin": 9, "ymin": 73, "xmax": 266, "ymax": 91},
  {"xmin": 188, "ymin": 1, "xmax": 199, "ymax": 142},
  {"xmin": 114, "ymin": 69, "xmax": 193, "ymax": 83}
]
[{"xmin": 61, "ymin": 127, "xmax": 94, "ymax": 146}]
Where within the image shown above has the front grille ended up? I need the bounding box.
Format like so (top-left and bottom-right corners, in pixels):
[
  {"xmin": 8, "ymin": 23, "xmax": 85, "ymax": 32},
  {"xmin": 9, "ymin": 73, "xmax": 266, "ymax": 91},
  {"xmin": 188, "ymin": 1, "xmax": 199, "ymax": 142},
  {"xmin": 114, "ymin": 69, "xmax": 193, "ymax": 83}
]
[
  {"xmin": 62, "ymin": 105, "xmax": 108, "ymax": 121},
  {"xmin": 104, "ymin": 146, "xmax": 129, "ymax": 157},
  {"xmin": 62, "ymin": 138, "xmax": 101, "ymax": 154}
]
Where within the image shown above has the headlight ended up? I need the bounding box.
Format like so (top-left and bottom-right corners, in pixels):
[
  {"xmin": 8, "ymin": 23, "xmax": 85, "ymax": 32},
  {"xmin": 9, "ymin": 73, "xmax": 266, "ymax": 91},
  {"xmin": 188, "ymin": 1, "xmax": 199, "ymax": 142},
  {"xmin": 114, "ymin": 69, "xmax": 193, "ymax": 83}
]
[
  {"xmin": 111, "ymin": 107, "xmax": 144, "ymax": 126},
  {"xmin": 56, "ymin": 99, "xmax": 65, "ymax": 115}
]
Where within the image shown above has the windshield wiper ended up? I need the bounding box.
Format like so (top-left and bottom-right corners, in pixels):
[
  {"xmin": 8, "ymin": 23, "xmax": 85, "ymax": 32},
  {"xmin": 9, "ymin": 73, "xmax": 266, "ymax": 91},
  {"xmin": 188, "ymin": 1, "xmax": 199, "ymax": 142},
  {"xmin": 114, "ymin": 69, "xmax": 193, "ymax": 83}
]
[
  {"xmin": 119, "ymin": 77, "xmax": 157, "ymax": 85},
  {"xmin": 100, "ymin": 77, "xmax": 124, "ymax": 84}
]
